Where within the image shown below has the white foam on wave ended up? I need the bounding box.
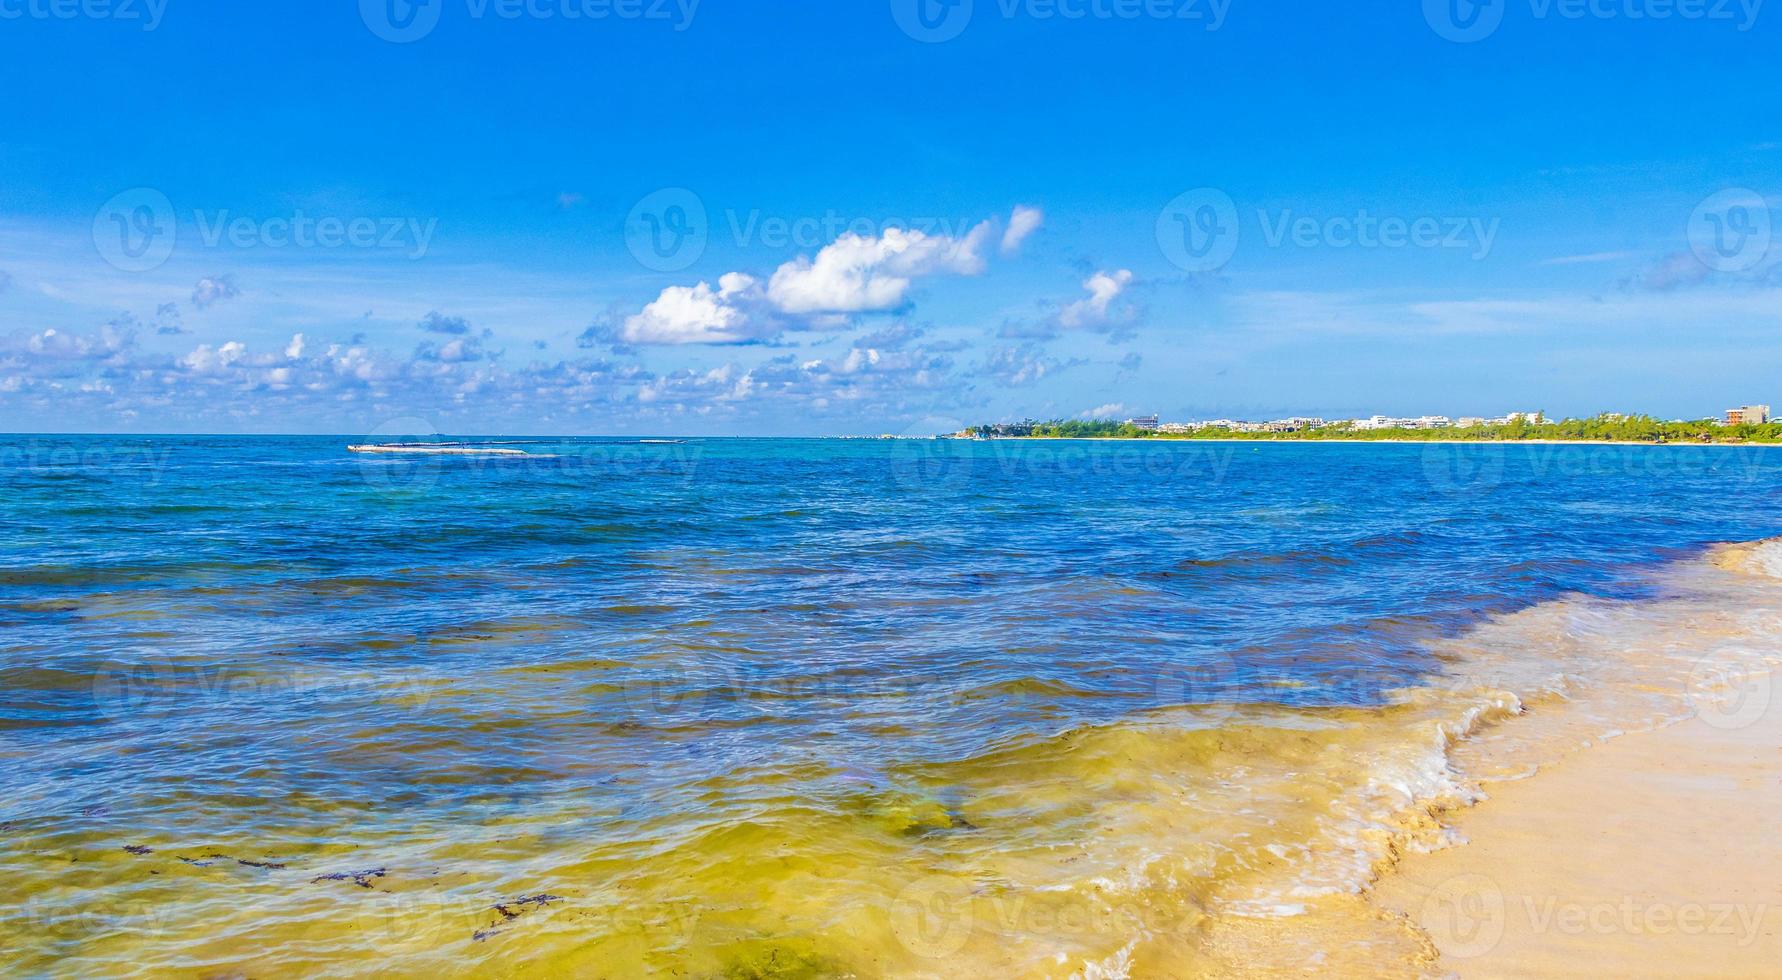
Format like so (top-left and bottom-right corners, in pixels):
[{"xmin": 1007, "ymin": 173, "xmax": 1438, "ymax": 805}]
[
  {"xmin": 348, "ymin": 444, "xmax": 528, "ymax": 456},
  {"xmin": 1743, "ymin": 538, "xmax": 1782, "ymax": 578}
]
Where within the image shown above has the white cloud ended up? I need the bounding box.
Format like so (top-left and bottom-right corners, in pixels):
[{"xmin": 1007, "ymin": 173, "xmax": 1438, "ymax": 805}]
[
  {"xmin": 1059, "ymin": 269, "xmax": 1134, "ymax": 328},
  {"xmin": 12, "ymin": 325, "xmax": 134, "ymax": 363},
  {"xmin": 1539, "ymin": 250, "xmax": 1639, "ymax": 266},
  {"xmin": 1080, "ymin": 402, "xmax": 1127, "ymax": 420},
  {"xmin": 619, "ymin": 207, "xmax": 1031, "ymax": 345},
  {"xmin": 285, "ymin": 333, "xmax": 306, "ymax": 359},
  {"xmin": 766, "ymin": 221, "xmax": 995, "ymax": 314},
  {"xmin": 414, "ymin": 337, "xmax": 488, "ymax": 363},
  {"xmin": 622, "ymin": 272, "xmax": 773, "ymax": 345},
  {"xmin": 179, "ymin": 341, "xmax": 249, "ymax": 374},
  {"xmin": 1002, "ymin": 205, "xmax": 1044, "ymax": 255},
  {"xmin": 638, "ymin": 363, "xmax": 756, "ymax": 404}
]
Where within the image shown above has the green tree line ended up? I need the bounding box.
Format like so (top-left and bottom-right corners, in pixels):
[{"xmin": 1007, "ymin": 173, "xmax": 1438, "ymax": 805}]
[{"xmin": 966, "ymin": 414, "xmax": 1782, "ymax": 444}]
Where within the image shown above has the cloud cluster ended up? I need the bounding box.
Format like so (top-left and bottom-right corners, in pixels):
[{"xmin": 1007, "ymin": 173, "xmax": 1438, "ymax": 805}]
[
  {"xmin": 418, "ymin": 311, "xmax": 473, "ymax": 335},
  {"xmin": 622, "ymin": 207, "xmax": 1042, "ymax": 345},
  {"xmin": 0, "ymin": 312, "xmax": 980, "ymax": 431},
  {"xmin": 0, "ymin": 199, "xmax": 1173, "ymax": 432},
  {"xmin": 999, "ymin": 267, "xmax": 1138, "ymax": 340},
  {"xmin": 190, "ymin": 275, "xmax": 241, "ymax": 309},
  {"xmin": 978, "ymin": 344, "xmax": 1081, "ymax": 387},
  {"xmin": 153, "ymin": 302, "xmax": 188, "ymax": 335}
]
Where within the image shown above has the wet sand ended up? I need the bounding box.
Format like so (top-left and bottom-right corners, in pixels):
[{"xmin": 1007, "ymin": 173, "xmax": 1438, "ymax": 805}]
[{"xmin": 1372, "ymin": 694, "xmax": 1782, "ymax": 976}]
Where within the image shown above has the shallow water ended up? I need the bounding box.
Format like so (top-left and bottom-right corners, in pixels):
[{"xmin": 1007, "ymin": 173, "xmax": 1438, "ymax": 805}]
[{"xmin": 2, "ymin": 436, "xmax": 1780, "ymax": 976}]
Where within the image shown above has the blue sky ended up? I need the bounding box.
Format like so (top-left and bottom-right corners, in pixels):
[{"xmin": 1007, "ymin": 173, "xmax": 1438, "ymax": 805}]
[{"xmin": 1, "ymin": 0, "xmax": 1778, "ymax": 433}]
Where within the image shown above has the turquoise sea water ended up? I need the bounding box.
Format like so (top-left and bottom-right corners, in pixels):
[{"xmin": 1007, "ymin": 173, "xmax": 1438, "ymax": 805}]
[{"xmin": 3, "ymin": 436, "xmax": 1780, "ymax": 975}]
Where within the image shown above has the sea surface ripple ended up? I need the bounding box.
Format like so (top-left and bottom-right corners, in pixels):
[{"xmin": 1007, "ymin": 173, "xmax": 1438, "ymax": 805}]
[{"xmin": 3, "ymin": 436, "xmax": 1779, "ymax": 976}]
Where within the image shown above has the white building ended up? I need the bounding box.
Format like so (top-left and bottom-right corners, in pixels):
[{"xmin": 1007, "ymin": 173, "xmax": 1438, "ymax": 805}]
[{"xmin": 1352, "ymin": 416, "xmax": 1418, "ymax": 430}]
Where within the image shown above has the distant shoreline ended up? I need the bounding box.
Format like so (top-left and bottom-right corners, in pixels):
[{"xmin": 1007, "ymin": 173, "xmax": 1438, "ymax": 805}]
[
  {"xmin": 969, "ymin": 436, "xmax": 1782, "ymax": 447},
  {"xmin": 958, "ymin": 413, "xmax": 1782, "ymax": 446}
]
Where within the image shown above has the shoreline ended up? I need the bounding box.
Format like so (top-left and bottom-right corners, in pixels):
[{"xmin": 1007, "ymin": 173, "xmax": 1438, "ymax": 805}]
[{"xmin": 1361, "ymin": 540, "xmax": 1782, "ymax": 975}]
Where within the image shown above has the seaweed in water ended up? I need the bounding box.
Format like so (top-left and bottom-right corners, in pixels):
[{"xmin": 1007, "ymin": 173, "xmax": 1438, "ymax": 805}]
[
  {"xmin": 311, "ymin": 867, "xmax": 387, "ymax": 888},
  {"xmin": 474, "ymin": 893, "xmax": 564, "ymax": 941},
  {"xmin": 122, "ymin": 844, "xmax": 153, "ymax": 855},
  {"xmin": 177, "ymin": 852, "xmax": 230, "ymax": 867},
  {"xmin": 492, "ymin": 893, "xmax": 561, "ymax": 920}
]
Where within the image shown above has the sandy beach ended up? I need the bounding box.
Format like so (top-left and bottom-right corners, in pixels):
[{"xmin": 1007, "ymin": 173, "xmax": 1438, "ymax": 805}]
[{"xmin": 1370, "ymin": 545, "xmax": 1782, "ymax": 977}]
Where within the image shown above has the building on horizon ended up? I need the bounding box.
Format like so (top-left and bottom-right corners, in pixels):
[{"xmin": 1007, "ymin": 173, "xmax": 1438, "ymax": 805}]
[
  {"xmin": 1725, "ymin": 405, "xmax": 1771, "ymax": 425},
  {"xmin": 1126, "ymin": 415, "xmax": 1160, "ymax": 431}
]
